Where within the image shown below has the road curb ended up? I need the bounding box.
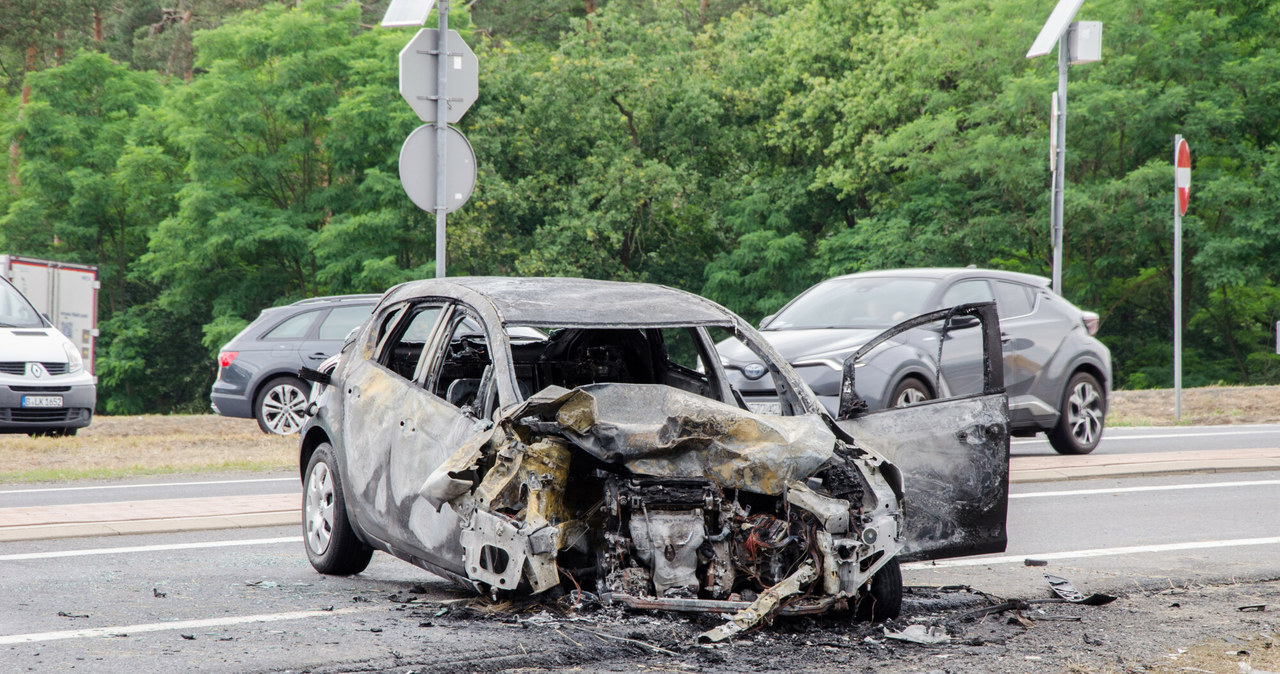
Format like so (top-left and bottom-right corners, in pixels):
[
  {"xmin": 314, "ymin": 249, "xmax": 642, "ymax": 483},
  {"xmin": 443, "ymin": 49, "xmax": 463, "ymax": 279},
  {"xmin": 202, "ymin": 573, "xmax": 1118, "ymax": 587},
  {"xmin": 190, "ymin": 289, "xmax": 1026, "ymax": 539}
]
[
  {"xmin": 1010, "ymin": 459, "xmax": 1280, "ymax": 483},
  {"xmin": 1009, "ymin": 447, "xmax": 1280, "ymax": 483},
  {"xmin": 0, "ymin": 511, "xmax": 299, "ymax": 542}
]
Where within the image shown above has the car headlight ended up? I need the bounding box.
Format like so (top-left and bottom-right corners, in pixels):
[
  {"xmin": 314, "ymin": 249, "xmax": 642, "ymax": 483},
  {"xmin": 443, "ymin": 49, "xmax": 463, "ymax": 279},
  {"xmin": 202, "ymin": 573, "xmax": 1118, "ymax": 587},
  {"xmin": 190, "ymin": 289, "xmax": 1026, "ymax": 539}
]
[{"xmin": 62, "ymin": 340, "xmax": 84, "ymax": 374}]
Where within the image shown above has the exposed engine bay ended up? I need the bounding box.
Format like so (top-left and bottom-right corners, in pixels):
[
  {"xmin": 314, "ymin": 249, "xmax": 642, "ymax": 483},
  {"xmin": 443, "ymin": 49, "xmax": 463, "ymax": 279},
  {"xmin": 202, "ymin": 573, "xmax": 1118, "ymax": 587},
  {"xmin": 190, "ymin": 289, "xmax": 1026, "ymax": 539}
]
[{"xmin": 422, "ymin": 380, "xmax": 904, "ymax": 641}]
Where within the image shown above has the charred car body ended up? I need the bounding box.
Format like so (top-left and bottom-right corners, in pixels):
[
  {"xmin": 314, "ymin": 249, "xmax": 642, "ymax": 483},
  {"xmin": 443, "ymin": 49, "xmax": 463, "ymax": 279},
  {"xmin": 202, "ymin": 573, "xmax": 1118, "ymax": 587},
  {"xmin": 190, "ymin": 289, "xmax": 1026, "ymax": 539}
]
[{"xmin": 297, "ymin": 277, "xmax": 1009, "ymax": 635}]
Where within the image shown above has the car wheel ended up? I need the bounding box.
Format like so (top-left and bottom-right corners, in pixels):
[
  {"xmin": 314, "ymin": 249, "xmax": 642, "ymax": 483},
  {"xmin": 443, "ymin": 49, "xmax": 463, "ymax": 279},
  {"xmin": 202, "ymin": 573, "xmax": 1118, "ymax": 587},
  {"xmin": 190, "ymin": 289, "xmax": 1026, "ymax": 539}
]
[
  {"xmin": 1048, "ymin": 371, "xmax": 1106, "ymax": 455},
  {"xmin": 890, "ymin": 377, "xmax": 932, "ymax": 407},
  {"xmin": 255, "ymin": 376, "xmax": 309, "ymax": 435},
  {"xmin": 853, "ymin": 557, "xmax": 902, "ymax": 622},
  {"xmin": 303, "ymin": 443, "xmax": 373, "ymax": 575}
]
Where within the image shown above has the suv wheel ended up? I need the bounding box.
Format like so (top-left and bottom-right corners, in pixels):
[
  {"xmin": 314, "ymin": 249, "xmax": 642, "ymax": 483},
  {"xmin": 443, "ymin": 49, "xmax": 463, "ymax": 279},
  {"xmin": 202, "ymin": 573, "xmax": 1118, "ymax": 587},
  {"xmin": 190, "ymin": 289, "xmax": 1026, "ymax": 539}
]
[
  {"xmin": 255, "ymin": 376, "xmax": 309, "ymax": 435},
  {"xmin": 890, "ymin": 377, "xmax": 932, "ymax": 407},
  {"xmin": 1048, "ymin": 372, "xmax": 1105, "ymax": 455}
]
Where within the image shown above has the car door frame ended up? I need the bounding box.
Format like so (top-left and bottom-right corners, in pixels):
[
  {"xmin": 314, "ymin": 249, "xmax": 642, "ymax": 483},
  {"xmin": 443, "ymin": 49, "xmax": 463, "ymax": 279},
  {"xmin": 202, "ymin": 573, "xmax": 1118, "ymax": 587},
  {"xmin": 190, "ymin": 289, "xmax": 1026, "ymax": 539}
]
[{"xmin": 836, "ymin": 301, "xmax": 1011, "ymax": 562}]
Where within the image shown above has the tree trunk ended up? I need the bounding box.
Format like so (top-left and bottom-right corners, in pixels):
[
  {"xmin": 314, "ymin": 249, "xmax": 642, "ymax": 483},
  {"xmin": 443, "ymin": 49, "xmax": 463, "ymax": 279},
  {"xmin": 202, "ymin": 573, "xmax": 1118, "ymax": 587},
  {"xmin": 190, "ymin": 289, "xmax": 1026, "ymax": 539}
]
[
  {"xmin": 94, "ymin": 6, "xmax": 104, "ymax": 42},
  {"xmin": 9, "ymin": 44, "xmax": 38, "ymax": 187}
]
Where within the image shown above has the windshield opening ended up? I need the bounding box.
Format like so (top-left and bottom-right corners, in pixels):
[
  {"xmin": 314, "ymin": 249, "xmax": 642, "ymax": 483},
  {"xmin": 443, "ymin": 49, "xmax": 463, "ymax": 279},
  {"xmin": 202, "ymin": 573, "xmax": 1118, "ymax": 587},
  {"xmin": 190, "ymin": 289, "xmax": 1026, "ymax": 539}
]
[
  {"xmin": 766, "ymin": 277, "xmax": 938, "ymax": 330},
  {"xmin": 0, "ymin": 281, "xmax": 45, "ymax": 328}
]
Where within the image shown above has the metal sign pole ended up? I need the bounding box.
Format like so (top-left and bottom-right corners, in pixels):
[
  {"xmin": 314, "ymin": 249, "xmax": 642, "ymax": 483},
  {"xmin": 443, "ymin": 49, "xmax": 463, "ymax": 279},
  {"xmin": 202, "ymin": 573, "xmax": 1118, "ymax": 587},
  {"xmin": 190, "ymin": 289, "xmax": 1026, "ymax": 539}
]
[
  {"xmin": 1051, "ymin": 32, "xmax": 1068, "ymax": 296},
  {"xmin": 1173, "ymin": 134, "xmax": 1183, "ymax": 421},
  {"xmin": 434, "ymin": 0, "xmax": 449, "ymax": 278}
]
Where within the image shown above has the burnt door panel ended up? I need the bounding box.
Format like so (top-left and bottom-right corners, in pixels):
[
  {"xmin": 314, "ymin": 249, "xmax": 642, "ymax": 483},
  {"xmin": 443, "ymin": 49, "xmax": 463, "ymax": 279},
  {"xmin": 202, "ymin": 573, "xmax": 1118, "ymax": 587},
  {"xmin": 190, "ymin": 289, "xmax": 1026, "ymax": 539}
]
[
  {"xmin": 340, "ymin": 360, "xmax": 411, "ymax": 545},
  {"xmin": 390, "ymin": 392, "xmax": 475, "ymax": 575},
  {"xmin": 836, "ymin": 301, "xmax": 1010, "ymax": 562},
  {"xmin": 837, "ymin": 393, "xmax": 1009, "ymax": 562}
]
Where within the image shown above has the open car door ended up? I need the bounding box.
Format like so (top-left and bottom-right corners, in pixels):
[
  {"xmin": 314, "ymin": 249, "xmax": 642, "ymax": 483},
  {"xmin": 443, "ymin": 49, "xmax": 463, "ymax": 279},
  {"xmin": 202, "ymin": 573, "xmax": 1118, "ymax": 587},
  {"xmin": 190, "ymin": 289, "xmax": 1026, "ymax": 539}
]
[{"xmin": 835, "ymin": 302, "xmax": 1010, "ymax": 563}]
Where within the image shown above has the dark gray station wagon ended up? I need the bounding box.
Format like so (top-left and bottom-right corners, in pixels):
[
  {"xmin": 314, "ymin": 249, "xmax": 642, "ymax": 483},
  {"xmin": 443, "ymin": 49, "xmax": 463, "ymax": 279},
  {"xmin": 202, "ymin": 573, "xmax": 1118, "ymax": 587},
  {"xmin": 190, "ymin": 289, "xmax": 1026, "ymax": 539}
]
[{"xmin": 211, "ymin": 294, "xmax": 378, "ymax": 434}]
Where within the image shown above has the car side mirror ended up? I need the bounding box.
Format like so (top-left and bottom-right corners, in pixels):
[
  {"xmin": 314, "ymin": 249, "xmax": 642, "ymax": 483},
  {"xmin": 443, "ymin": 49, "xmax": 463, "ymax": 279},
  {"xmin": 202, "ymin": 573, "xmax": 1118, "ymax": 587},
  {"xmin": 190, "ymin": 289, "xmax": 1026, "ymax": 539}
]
[{"xmin": 946, "ymin": 315, "xmax": 980, "ymax": 330}]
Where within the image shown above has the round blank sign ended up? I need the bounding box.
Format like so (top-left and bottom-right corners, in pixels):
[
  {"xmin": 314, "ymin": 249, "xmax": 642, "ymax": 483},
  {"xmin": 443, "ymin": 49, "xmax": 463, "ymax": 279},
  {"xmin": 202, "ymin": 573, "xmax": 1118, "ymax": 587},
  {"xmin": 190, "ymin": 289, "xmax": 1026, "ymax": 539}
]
[{"xmin": 398, "ymin": 124, "xmax": 477, "ymax": 214}]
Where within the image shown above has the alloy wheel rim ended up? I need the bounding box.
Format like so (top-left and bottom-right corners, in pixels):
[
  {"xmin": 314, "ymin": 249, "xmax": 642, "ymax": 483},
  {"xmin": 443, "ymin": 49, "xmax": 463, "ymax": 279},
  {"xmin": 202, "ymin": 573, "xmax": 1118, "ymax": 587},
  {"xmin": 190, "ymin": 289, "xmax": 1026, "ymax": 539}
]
[
  {"xmin": 305, "ymin": 461, "xmax": 334, "ymax": 555},
  {"xmin": 895, "ymin": 387, "xmax": 927, "ymax": 406},
  {"xmin": 263, "ymin": 384, "xmax": 308, "ymax": 435},
  {"xmin": 1066, "ymin": 381, "xmax": 1103, "ymax": 447}
]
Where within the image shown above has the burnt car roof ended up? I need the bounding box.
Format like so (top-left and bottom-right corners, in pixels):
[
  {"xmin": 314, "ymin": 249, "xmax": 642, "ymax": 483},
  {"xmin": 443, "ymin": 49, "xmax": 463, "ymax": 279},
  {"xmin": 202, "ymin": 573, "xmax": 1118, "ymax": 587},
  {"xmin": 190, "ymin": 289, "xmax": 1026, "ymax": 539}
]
[{"xmin": 383, "ymin": 276, "xmax": 736, "ymax": 327}]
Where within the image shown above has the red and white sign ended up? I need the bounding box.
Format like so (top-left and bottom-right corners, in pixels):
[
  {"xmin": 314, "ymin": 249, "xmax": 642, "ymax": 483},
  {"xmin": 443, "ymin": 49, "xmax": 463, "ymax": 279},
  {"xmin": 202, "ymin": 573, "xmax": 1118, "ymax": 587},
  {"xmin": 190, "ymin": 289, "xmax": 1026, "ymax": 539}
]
[{"xmin": 1175, "ymin": 138, "xmax": 1191, "ymax": 216}]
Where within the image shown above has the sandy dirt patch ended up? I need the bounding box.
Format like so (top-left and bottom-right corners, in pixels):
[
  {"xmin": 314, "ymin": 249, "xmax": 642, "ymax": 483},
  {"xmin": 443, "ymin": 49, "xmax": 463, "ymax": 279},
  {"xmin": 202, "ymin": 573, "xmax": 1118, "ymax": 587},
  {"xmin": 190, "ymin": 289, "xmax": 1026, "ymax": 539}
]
[{"xmin": 1109, "ymin": 385, "xmax": 1280, "ymax": 426}]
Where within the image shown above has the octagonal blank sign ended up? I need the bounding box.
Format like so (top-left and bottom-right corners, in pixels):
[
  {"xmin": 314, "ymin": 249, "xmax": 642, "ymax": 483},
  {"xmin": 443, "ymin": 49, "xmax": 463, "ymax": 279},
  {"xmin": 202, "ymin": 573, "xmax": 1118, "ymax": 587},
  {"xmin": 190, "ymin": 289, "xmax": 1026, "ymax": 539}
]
[
  {"xmin": 399, "ymin": 28, "xmax": 478, "ymax": 123},
  {"xmin": 398, "ymin": 124, "xmax": 476, "ymax": 213}
]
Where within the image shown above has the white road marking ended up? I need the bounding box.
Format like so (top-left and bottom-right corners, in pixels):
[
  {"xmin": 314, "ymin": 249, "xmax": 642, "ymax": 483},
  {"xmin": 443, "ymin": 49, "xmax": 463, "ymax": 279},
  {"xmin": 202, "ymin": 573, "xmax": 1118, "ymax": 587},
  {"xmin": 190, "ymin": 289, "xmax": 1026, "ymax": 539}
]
[
  {"xmin": 0, "ymin": 536, "xmax": 300, "ymax": 561},
  {"xmin": 0, "ymin": 607, "xmax": 370, "ymax": 645},
  {"xmin": 0, "ymin": 477, "xmax": 297, "ymax": 496},
  {"xmin": 903, "ymin": 536, "xmax": 1280, "ymax": 569},
  {"xmin": 1011, "ymin": 479, "xmax": 1280, "ymax": 499},
  {"xmin": 1012, "ymin": 428, "xmax": 1280, "ymax": 444}
]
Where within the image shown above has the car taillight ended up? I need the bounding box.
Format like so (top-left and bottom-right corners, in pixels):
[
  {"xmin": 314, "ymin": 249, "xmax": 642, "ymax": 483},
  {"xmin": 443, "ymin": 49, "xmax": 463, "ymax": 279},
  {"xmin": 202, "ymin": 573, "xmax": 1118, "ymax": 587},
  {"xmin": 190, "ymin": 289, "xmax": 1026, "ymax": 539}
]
[{"xmin": 219, "ymin": 351, "xmax": 238, "ymax": 368}]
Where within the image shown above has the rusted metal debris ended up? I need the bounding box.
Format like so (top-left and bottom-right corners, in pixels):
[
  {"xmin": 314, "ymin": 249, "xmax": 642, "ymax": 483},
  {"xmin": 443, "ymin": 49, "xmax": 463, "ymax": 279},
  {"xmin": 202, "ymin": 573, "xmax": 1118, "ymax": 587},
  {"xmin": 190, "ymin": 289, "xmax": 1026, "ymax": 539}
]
[
  {"xmin": 1045, "ymin": 574, "xmax": 1117, "ymax": 606},
  {"xmin": 882, "ymin": 624, "xmax": 952, "ymax": 645}
]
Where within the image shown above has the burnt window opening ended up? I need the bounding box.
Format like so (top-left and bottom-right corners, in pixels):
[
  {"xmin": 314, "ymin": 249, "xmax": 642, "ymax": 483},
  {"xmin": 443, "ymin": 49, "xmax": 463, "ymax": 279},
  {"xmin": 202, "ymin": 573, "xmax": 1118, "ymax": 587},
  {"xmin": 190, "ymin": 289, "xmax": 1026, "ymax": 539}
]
[
  {"xmin": 426, "ymin": 311, "xmax": 497, "ymax": 416},
  {"xmin": 374, "ymin": 303, "xmax": 445, "ymax": 381},
  {"xmin": 706, "ymin": 325, "xmax": 805, "ymax": 416},
  {"xmin": 507, "ymin": 326, "xmax": 724, "ymax": 403}
]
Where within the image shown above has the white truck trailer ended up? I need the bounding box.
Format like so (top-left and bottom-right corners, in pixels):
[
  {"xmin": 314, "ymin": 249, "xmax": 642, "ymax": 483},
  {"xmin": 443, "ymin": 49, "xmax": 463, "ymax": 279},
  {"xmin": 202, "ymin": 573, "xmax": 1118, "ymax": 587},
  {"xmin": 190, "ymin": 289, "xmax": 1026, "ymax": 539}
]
[{"xmin": 0, "ymin": 255, "xmax": 99, "ymax": 372}]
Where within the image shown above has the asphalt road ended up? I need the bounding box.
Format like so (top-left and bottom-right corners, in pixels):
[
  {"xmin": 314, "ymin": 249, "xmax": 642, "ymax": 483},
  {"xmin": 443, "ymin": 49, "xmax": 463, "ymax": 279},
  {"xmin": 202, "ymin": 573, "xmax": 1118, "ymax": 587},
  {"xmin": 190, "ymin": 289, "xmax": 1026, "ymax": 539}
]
[
  {"xmin": 905, "ymin": 469, "xmax": 1280, "ymax": 599},
  {"xmin": 3, "ymin": 462, "xmax": 1279, "ymax": 671}
]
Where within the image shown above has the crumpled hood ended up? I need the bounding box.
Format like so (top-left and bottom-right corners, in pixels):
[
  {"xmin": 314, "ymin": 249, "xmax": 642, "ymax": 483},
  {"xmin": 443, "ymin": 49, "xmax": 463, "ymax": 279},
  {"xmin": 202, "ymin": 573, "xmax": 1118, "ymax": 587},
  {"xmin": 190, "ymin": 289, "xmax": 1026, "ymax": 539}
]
[
  {"xmin": 720, "ymin": 328, "xmax": 882, "ymax": 364},
  {"xmin": 520, "ymin": 383, "xmax": 836, "ymax": 495}
]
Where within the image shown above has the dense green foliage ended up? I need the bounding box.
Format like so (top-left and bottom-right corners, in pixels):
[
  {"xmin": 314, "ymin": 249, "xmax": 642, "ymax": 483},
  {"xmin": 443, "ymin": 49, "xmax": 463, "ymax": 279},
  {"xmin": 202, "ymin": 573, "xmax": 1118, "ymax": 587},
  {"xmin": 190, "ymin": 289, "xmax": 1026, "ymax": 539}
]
[{"xmin": 2, "ymin": 0, "xmax": 1279, "ymax": 413}]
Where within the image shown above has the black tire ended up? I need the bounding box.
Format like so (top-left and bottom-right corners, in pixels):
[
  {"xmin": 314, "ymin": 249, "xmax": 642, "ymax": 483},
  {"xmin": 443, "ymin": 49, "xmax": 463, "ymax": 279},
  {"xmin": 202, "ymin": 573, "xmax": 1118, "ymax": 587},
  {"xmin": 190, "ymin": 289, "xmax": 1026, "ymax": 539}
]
[
  {"xmin": 1047, "ymin": 372, "xmax": 1106, "ymax": 455},
  {"xmin": 889, "ymin": 377, "xmax": 932, "ymax": 408},
  {"xmin": 303, "ymin": 443, "xmax": 373, "ymax": 575},
  {"xmin": 854, "ymin": 557, "xmax": 903, "ymax": 622},
  {"xmin": 255, "ymin": 376, "xmax": 310, "ymax": 435}
]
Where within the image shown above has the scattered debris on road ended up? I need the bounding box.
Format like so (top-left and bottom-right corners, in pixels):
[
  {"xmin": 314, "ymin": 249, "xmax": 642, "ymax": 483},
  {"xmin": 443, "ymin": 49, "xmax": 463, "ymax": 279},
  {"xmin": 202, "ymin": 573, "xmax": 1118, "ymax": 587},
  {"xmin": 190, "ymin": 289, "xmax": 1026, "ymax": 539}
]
[{"xmin": 883, "ymin": 624, "xmax": 951, "ymax": 645}]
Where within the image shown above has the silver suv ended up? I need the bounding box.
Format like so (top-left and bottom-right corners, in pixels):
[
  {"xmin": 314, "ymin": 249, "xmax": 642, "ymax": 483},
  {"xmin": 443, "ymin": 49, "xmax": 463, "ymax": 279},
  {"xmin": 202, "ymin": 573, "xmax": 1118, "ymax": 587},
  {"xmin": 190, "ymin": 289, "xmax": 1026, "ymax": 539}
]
[
  {"xmin": 211, "ymin": 294, "xmax": 377, "ymax": 434},
  {"xmin": 717, "ymin": 268, "xmax": 1112, "ymax": 454}
]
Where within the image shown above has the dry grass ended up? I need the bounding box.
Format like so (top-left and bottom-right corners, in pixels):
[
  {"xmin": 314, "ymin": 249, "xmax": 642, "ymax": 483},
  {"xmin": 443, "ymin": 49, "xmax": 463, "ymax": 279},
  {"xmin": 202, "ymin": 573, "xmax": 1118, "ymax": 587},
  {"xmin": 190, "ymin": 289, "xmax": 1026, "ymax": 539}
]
[
  {"xmin": 0, "ymin": 414, "xmax": 296, "ymax": 483},
  {"xmin": 0, "ymin": 384, "xmax": 1275, "ymax": 483},
  {"xmin": 1109, "ymin": 385, "xmax": 1280, "ymax": 426}
]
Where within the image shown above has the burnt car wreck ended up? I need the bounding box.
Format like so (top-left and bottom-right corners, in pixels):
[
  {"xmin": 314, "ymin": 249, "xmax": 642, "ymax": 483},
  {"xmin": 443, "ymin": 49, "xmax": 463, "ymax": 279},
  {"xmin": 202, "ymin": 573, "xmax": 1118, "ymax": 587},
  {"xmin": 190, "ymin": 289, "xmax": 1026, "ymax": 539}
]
[{"xmin": 297, "ymin": 278, "xmax": 1009, "ymax": 640}]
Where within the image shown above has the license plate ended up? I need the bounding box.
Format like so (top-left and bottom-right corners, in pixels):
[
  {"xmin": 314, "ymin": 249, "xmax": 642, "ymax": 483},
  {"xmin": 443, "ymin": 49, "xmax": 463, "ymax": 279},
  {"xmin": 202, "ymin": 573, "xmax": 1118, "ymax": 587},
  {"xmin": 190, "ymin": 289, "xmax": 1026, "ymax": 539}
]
[
  {"xmin": 747, "ymin": 401, "xmax": 782, "ymax": 415},
  {"xmin": 21, "ymin": 396, "xmax": 63, "ymax": 408}
]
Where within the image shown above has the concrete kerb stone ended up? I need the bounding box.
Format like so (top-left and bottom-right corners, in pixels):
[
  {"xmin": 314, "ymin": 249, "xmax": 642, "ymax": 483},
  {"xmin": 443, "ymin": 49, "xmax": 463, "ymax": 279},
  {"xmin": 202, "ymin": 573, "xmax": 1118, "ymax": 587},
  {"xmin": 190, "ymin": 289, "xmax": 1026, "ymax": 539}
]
[{"xmin": 0, "ymin": 512, "xmax": 299, "ymax": 542}]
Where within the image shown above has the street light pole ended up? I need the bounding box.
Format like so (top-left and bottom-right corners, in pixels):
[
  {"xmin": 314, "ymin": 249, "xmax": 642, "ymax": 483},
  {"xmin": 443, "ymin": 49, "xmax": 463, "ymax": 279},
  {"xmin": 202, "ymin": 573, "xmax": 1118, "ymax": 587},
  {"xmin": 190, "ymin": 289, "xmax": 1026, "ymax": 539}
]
[
  {"xmin": 434, "ymin": 0, "xmax": 449, "ymax": 278},
  {"xmin": 1027, "ymin": 1, "xmax": 1100, "ymax": 296},
  {"xmin": 1051, "ymin": 32, "xmax": 1068, "ymax": 295}
]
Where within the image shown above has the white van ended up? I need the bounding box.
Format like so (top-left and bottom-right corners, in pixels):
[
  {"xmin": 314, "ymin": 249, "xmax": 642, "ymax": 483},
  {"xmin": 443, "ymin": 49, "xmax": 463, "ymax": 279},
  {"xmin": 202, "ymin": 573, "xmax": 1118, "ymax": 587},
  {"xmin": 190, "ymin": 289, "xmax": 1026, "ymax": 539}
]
[{"xmin": 0, "ymin": 276, "xmax": 95, "ymax": 436}]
